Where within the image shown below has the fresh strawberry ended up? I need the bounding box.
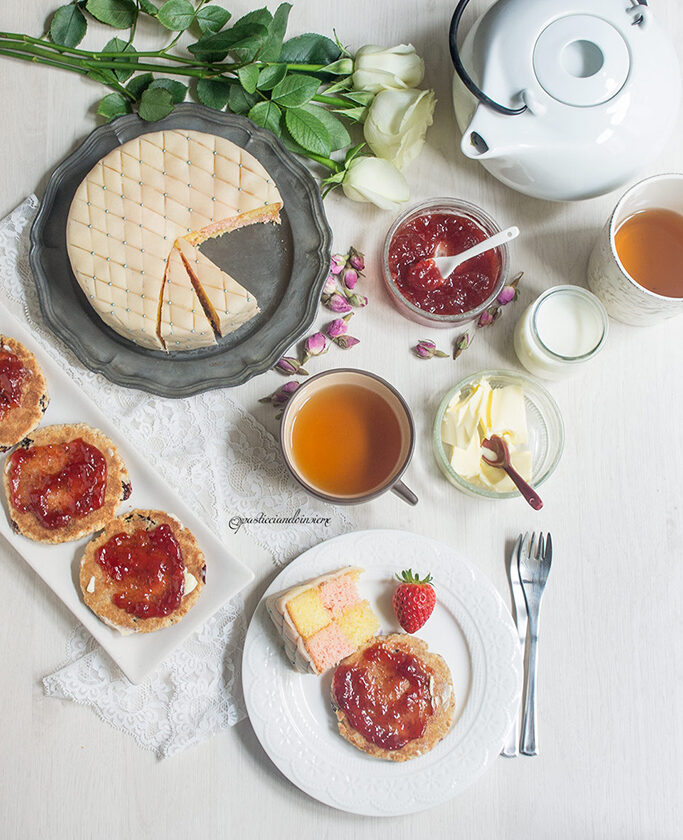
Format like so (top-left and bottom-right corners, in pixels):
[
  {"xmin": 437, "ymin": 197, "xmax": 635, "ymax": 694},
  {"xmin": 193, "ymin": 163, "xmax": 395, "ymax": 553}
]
[{"xmin": 392, "ymin": 569, "xmax": 436, "ymax": 633}]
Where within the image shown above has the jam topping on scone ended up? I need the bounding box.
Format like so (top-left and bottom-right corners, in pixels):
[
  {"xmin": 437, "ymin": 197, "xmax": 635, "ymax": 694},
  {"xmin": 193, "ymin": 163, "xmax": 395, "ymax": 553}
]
[
  {"xmin": 7, "ymin": 438, "xmax": 107, "ymax": 530},
  {"xmin": 0, "ymin": 349, "xmax": 29, "ymax": 421},
  {"xmin": 96, "ymin": 523, "xmax": 185, "ymax": 619},
  {"xmin": 332, "ymin": 639, "xmax": 434, "ymax": 750}
]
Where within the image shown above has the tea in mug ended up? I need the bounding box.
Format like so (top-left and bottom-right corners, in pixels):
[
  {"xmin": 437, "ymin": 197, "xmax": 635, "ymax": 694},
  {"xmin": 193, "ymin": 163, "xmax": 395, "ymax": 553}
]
[{"xmin": 614, "ymin": 208, "xmax": 683, "ymax": 298}]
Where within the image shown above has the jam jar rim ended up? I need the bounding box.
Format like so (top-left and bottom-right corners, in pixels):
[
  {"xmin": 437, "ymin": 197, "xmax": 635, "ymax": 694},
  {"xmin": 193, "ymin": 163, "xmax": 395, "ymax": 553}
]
[{"xmin": 381, "ymin": 197, "xmax": 509, "ymax": 325}]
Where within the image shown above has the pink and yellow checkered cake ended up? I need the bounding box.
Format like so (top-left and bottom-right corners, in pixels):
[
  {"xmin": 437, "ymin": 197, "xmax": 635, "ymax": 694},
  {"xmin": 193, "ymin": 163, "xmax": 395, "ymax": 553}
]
[{"xmin": 266, "ymin": 567, "xmax": 380, "ymax": 674}]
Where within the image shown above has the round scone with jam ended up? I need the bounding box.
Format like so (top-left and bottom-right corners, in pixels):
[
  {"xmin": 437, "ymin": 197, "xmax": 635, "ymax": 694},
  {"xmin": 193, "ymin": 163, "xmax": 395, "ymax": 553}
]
[
  {"xmin": 80, "ymin": 509, "xmax": 206, "ymax": 634},
  {"xmin": 0, "ymin": 336, "xmax": 49, "ymax": 451},
  {"xmin": 331, "ymin": 633, "xmax": 455, "ymax": 762},
  {"xmin": 3, "ymin": 423, "xmax": 131, "ymax": 543}
]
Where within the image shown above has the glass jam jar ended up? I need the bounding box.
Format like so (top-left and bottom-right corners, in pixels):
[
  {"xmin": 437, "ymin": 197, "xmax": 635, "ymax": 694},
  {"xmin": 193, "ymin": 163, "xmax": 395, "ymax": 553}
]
[{"xmin": 514, "ymin": 285, "xmax": 609, "ymax": 380}]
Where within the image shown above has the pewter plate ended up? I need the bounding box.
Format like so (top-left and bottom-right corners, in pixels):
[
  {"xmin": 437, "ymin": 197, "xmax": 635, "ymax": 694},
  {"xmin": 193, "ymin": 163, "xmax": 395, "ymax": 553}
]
[{"xmin": 29, "ymin": 104, "xmax": 331, "ymax": 397}]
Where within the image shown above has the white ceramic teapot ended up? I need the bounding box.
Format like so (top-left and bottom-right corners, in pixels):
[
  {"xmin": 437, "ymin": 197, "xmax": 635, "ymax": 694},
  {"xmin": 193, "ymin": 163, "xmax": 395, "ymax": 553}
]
[{"xmin": 450, "ymin": 0, "xmax": 681, "ymax": 201}]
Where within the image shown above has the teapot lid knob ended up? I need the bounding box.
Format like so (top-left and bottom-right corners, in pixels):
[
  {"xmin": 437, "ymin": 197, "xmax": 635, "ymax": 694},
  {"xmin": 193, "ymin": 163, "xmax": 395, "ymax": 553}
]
[{"xmin": 533, "ymin": 15, "xmax": 630, "ymax": 107}]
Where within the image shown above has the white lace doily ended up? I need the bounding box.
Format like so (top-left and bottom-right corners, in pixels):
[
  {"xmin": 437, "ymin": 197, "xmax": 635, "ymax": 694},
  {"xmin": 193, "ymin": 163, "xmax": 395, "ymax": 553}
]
[{"xmin": 0, "ymin": 196, "xmax": 353, "ymax": 758}]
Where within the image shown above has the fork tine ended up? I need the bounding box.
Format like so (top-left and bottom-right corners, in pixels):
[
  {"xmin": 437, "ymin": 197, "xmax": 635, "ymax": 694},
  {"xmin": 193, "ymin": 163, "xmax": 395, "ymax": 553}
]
[
  {"xmin": 545, "ymin": 533, "xmax": 552, "ymax": 563},
  {"xmin": 528, "ymin": 532, "xmax": 536, "ymax": 561},
  {"xmin": 536, "ymin": 533, "xmax": 544, "ymax": 561}
]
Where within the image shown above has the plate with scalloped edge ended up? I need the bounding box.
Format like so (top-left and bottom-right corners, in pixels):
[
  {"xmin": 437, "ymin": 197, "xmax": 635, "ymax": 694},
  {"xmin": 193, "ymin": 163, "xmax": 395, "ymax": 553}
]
[{"xmin": 242, "ymin": 529, "xmax": 523, "ymax": 816}]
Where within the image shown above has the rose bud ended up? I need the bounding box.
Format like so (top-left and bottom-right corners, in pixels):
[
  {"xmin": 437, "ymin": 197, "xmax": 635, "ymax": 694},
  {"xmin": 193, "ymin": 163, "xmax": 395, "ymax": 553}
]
[
  {"xmin": 413, "ymin": 339, "xmax": 448, "ymax": 359},
  {"xmin": 330, "ymin": 254, "xmax": 347, "ymax": 275},
  {"xmin": 322, "ymin": 275, "xmax": 337, "ymax": 296},
  {"xmin": 477, "ymin": 309, "xmax": 494, "ymax": 327},
  {"xmin": 346, "ymin": 293, "xmax": 368, "ymax": 307},
  {"xmin": 302, "ymin": 331, "xmax": 327, "ymax": 363},
  {"xmin": 334, "ymin": 335, "xmax": 360, "ymax": 349},
  {"xmin": 342, "ymin": 267, "xmax": 358, "ymax": 290},
  {"xmin": 326, "ymin": 293, "xmax": 353, "ymax": 313},
  {"xmin": 497, "ymin": 285, "xmax": 518, "ymax": 306},
  {"xmin": 272, "ymin": 381, "xmax": 300, "ymax": 405},
  {"xmin": 452, "ymin": 332, "xmax": 472, "ymax": 359},
  {"xmin": 348, "ymin": 247, "xmax": 365, "ymax": 272},
  {"xmin": 275, "ymin": 356, "xmax": 308, "ymax": 376},
  {"xmin": 326, "ymin": 316, "xmax": 351, "ymax": 339}
]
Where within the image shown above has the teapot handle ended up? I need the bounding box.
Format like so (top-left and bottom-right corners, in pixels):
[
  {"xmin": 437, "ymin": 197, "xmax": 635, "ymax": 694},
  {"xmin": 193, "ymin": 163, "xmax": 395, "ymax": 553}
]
[{"xmin": 449, "ymin": 0, "xmax": 526, "ymax": 117}]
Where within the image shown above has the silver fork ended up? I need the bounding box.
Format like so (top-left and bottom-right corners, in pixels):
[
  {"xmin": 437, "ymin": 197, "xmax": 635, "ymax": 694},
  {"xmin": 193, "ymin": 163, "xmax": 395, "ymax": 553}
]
[
  {"xmin": 501, "ymin": 533, "xmax": 526, "ymax": 758},
  {"xmin": 518, "ymin": 532, "xmax": 553, "ymax": 756}
]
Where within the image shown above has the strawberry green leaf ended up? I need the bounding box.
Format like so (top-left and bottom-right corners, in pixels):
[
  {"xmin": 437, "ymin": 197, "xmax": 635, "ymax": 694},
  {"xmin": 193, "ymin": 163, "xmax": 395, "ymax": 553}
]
[{"xmin": 50, "ymin": 4, "xmax": 87, "ymax": 47}]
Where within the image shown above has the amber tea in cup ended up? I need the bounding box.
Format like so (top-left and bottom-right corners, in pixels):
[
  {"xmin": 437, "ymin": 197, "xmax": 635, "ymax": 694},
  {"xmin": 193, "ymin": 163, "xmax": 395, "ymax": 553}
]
[
  {"xmin": 280, "ymin": 369, "xmax": 417, "ymax": 505},
  {"xmin": 614, "ymin": 208, "xmax": 683, "ymax": 298}
]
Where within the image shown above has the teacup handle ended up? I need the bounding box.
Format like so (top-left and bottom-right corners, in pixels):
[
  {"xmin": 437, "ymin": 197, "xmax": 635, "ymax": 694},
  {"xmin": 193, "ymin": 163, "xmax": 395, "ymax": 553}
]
[{"xmin": 392, "ymin": 479, "xmax": 418, "ymax": 506}]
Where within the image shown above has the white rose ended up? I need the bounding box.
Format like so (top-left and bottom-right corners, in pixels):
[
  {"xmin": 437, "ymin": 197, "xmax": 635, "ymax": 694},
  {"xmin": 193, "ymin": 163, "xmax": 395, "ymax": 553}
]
[
  {"xmin": 342, "ymin": 157, "xmax": 410, "ymax": 210},
  {"xmin": 352, "ymin": 44, "xmax": 425, "ymax": 93},
  {"xmin": 364, "ymin": 88, "xmax": 436, "ymax": 170}
]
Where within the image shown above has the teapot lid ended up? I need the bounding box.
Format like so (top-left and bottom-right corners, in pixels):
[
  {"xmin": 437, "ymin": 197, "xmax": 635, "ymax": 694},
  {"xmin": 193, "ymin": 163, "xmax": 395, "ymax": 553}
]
[{"xmin": 533, "ymin": 15, "xmax": 630, "ymax": 107}]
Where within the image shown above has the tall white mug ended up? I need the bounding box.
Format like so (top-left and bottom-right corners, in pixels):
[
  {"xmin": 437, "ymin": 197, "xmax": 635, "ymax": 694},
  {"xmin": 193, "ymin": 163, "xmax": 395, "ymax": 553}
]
[{"xmin": 587, "ymin": 173, "xmax": 683, "ymax": 325}]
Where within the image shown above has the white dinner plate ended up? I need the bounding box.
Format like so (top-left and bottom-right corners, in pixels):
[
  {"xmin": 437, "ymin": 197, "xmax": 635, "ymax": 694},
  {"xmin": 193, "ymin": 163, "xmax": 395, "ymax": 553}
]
[
  {"xmin": 0, "ymin": 302, "xmax": 253, "ymax": 683},
  {"xmin": 242, "ymin": 529, "xmax": 522, "ymax": 816}
]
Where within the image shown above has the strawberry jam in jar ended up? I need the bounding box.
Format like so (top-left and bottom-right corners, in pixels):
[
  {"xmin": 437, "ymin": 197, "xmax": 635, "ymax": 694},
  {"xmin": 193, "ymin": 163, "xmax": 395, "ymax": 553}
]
[{"xmin": 383, "ymin": 199, "xmax": 509, "ymax": 327}]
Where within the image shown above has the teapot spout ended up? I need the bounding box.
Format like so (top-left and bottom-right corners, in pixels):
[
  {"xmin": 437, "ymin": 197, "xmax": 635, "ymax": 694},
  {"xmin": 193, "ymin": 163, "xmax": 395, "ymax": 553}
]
[{"xmin": 460, "ymin": 108, "xmax": 513, "ymax": 160}]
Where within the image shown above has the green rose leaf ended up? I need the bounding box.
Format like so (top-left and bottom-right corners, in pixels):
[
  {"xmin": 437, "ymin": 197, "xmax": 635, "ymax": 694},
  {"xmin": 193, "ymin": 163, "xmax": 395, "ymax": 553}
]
[
  {"xmin": 148, "ymin": 77, "xmax": 187, "ymax": 104},
  {"xmin": 50, "ymin": 4, "xmax": 87, "ymax": 47},
  {"xmin": 85, "ymin": 0, "xmax": 136, "ymax": 29},
  {"xmin": 248, "ymin": 101, "xmax": 282, "ymax": 136},
  {"xmin": 156, "ymin": 0, "xmax": 195, "ymax": 31},
  {"xmin": 97, "ymin": 92, "xmax": 132, "ymax": 121},
  {"xmin": 196, "ymin": 77, "xmax": 232, "ymax": 110},
  {"xmin": 126, "ymin": 72, "xmax": 154, "ymax": 99},
  {"xmin": 279, "ymin": 33, "xmax": 341, "ymax": 65},
  {"xmin": 301, "ymin": 104, "xmax": 350, "ymax": 151},
  {"xmin": 188, "ymin": 23, "xmax": 269, "ymax": 63},
  {"xmin": 102, "ymin": 37, "xmax": 138, "ymax": 82},
  {"xmin": 231, "ymin": 7, "xmax": 272, "ymax": 29},
  {"xmin": 228, "ymin": 85, "xmax": 259, "ymax": 115},
  {"xmin": 271, "ymin": 73, "xmax": 320, "ymax": 108},
  {"xmin": 284, "ymin": 106, "xmax": 331, "ymax": 156},
  {"xmin": 138, "ymin": 86, "xmax": 174, "ymax": 121},
  {"xmin": 257, "ymin": 64, "xmax": 286, "ymax": 91},
  {"xmin": 195, "ymin": 5, "xmax": 231, "ymax": 34},
  {"xmin": 238, "ymin": 63, "xmax": 260, "ymax": 95},
  {"xmin": 260, "ymin": 2, "xmax": 292, "ymax": 62},
  {"xmin": 139, "ymin": 0, "xmax": 158, "ymax": 15},
  {"xmin": 88, "ymin": 68, "xmax": 121, "ymax": 86}
]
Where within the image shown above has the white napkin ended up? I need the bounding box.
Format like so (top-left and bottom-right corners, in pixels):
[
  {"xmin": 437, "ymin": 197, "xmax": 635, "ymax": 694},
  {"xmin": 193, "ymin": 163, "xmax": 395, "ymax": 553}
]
[{"xmin": 1, "ymin": 197, "xmax": 352, "ymax": 757}]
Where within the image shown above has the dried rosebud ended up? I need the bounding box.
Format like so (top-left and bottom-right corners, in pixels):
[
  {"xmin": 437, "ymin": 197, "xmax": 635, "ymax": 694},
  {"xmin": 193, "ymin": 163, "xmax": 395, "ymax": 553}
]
[
  {"xmin": 334, "ymin": 335, "xmax": 360, "ymax": 349},
  {"xmin": 497, "ymin": 285, "xmax": 517, "ymax": 306},
  {"xmin": 452, "ymin": 332, "xmax": 472, "ymax": 359},
  {"xmin": 477, "ymin": 309, "xmax": 494, "ymax": 328},
  {"xmin": 326, "ymin": 315, "xmax": 352, "ymax": 339},
  {"xmin": 348, "ymin": 247, "xmax": 365, "ymax": 272},
  {"xmin": 272, "ymin": 381, "xmax": 300, "ymax": 405},
  {"xmin": 342, "ymin": 267, "xmax": 358, "ymax": 291},
  {"xmin": 346, "ymin": 293, "xmax": 368, "ymax": 307},
  {"xmin": 330, "ymin": 254, "xmax": 347, "ymax": 275},
  {"xmin": 326, "ymin": 293, "xmax": 353, "ymax": 313},
  {"xmin": 413, "ymin": 339, "xmax": 448, "ymax": 359},
  {"xmin": 322, "ymin": 275, "xmax": 337, "ymax": 296},
  {"xmin": 275, "ymin": 356, "xmax": 308, "ymax": 376},
  {"xmin": 302, "ymin": 331, "xmax": 327, "ymax": 363}
]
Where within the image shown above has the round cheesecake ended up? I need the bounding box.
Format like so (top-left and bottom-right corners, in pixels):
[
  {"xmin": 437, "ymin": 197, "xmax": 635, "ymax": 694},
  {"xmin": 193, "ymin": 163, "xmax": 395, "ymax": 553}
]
[
  {"xmin": 331, "ymin": 633, "xmax": 455, "ymax": 762},
  {"xmin": 3, "ymin": 423, "xmax": 130, "ymax": 543},
  {"xmin": 0, "ymin": 336, "xmax": 49, "ymax": 451},
  {"xmin": 80, "ymin": 509, "xmax": 206, "ymax": 634}
]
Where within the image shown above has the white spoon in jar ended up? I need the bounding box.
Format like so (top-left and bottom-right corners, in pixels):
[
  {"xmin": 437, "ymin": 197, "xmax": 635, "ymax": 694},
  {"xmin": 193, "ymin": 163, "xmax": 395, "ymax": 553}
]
[{"xmin": 431, "ymin": 225, "xmax": 519, "ymax": 281}]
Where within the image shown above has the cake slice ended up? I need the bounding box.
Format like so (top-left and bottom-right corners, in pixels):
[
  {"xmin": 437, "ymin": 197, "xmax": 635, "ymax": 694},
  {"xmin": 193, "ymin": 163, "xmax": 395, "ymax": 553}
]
[
  {"xmin": 175, "ymin": 237, "xmax": 260, "ymax": 338},
  {"xmin": 157, "ymin": 246, "xmax": 216, "ymax": 351},
  {"xmin": 266, "ymin": 567, "xmax": 380, "ymax": 675}
]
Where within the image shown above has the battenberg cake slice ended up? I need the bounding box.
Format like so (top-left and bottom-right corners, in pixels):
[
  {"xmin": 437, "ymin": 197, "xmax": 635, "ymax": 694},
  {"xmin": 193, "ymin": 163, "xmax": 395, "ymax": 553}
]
[
  {"xmin": 175, "ymin": 237, "xmax": 260, "ymax": 338},
  {"xmin": 266, "ymin": 567, "xmax": 380, "ymax": 675}
]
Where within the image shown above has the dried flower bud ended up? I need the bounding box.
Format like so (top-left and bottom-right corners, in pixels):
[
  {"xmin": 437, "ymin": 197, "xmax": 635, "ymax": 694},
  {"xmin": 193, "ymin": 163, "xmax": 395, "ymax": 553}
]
[
  {"xmin": 413, "ymin": 338, "xmax": 448, "ymax": 359},
  {"xmin": 497, "ymin": 285, "xmax": 517, "ymax": 306},
  {"xmin": 452, "ymin": 332, "xmax": 472, "ymax": 359},
  {"xmin": 330, "ymin": 254, "xmax": 347, "ymax": 275},
  {"xmin": 322, "ymin": 275, "xmax": 337, "ymax": 296},
  {"xmin": 348, "ymin": 247, "xmax": 365, "ymax": 272},
  {"xmin": 334, "ymin": 334, "xmax": 360, "ymax": 349},
  {"xmin": 326, "ymin": 316, "xmax": 351, "ymax": 339},
  {"xmin": 342, "ymin": 267, "xmax": 358, "ymax": 290},
  {"xmin": 259, "ymin": 380, "xmax": 300, "ymax": 405},
  {"xmin": 326, "ymin": 293, "xmax": 353, "ymax": 313},
  {"xmin": 346, "ymin": 293, "xmax": 368, "ymax": 307},
  {"xmin": 302, "ymin": 331, "xmax": 327, "ymax": 363},
  {"xmin": 275, "ymin": 356, "xmax": 308, "ymax": 376},
  {"xmin": 477, "ymin": 309, "xmax": 494, "ymax": 328}
]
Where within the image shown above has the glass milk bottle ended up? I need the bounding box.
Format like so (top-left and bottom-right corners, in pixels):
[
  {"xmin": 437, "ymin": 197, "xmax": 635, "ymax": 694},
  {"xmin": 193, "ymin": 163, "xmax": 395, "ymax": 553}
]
[{"xmin": 514, "ymin": 285, "xmax": 608, "ymax": 380}]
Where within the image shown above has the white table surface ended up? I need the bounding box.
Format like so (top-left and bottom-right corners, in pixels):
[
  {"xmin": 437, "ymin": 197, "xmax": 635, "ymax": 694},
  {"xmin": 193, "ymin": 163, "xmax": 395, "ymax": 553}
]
[{"xmin": 1, "ymin": 2, "xmax": 682, "ymax": 838}]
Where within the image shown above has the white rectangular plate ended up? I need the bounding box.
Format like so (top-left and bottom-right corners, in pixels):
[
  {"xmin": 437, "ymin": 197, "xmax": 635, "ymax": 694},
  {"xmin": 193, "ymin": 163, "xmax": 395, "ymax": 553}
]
[{"xmin": 0, "ymin": 302, "xmax": 254, "ymax": 683}]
